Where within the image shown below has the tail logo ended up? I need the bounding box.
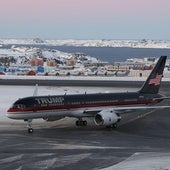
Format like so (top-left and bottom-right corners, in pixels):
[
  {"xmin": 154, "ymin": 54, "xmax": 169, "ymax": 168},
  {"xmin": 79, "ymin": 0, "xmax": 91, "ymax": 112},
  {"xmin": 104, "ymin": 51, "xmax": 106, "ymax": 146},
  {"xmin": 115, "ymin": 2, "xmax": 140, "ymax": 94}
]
[{"xmin": 148, "ymin": 74, "xmax": 163, "ymax": 86}]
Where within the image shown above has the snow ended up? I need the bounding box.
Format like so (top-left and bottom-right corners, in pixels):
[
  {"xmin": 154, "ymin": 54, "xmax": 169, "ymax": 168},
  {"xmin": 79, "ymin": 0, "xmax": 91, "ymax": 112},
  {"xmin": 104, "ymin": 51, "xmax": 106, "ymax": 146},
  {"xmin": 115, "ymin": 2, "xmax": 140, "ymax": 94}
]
[
  {"xmin": 42, "ymin": 50, "xmax": 71, "ymax": 60},
  {"xmin": 0, "ymin": 49, "xmax": 23, "ymax": 57},
  {"xmin": 1, "ymin": 74, "xmax": 170, "ymax": 82},
  {"xmin": 1, "ymin": 39, "xmax": 170, "ymax": 48},
  {"xmin": 0, "ymin": 155, "xmax": 23, "ymax": 164},
  {"xmin": 101, "ymin": 152, "xmax": 170, "ymax": 170}
]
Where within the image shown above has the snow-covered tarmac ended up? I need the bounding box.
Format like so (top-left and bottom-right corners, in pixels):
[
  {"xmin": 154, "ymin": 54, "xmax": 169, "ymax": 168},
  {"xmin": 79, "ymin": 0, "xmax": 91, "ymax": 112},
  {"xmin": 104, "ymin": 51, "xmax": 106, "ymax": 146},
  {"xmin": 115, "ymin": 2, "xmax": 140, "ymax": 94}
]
[
  {"xmin": 101, "ymin": 152, "xmax": 170, "ymax": 170},
  {"xmin": 0, "ymin": 86, "xmax": 170, "ymax": 170}
]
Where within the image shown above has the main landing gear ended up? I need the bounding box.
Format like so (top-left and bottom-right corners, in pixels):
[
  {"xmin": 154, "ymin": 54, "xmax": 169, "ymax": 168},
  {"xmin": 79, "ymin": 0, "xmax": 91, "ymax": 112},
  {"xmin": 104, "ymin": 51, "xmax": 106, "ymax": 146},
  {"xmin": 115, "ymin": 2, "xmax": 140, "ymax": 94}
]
[
  {"xmin": 75, "ymin": 119, "xmax": 87, "ymax": 126},
  {"xmin": 106, "ymin": 123, "xmax": 118, "ymax": 129},
  {"xmin": 25, "ymin": 119, "xmax": 34, "ymax": 133}
]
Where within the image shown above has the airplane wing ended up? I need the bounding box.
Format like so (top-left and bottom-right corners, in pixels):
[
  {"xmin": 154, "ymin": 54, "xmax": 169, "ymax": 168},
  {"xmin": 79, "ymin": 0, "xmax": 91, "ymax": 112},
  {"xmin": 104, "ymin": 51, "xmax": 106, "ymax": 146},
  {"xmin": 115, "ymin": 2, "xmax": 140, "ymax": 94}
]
[
  {"xmin": 153, "ymin": 97, "xmax": 170, "ymax": 101},
  {"xmin": 112, "ymin": 105, "xmax": 170, "ymax": 111},
  {"xmin": 83, "ymin": 105, "xmax": 170, "ymax": 127},
  {"xmin": 83, "ymin": 105, "xmax": 170, "ymax": 115}
]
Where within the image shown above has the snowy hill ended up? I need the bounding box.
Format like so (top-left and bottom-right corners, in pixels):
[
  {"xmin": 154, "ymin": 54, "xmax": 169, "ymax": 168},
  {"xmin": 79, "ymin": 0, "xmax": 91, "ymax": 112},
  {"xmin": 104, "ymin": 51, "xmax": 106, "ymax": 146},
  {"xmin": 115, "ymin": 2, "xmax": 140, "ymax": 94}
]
[
  {"xmin": 1, "ymin": 39, "xmax": 170, "ymax": 49},
  {"xmin": 0, "ymin": 45, "xmax": 100, "ymax": 66}
]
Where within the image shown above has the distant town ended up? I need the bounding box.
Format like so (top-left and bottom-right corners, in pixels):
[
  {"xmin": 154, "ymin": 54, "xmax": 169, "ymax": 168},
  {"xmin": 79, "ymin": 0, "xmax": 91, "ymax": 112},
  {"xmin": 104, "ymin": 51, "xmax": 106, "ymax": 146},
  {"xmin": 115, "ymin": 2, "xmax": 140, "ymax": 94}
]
[{"xmin": 0, "ymin": 39, "xmax": 170, "ymax": 79}]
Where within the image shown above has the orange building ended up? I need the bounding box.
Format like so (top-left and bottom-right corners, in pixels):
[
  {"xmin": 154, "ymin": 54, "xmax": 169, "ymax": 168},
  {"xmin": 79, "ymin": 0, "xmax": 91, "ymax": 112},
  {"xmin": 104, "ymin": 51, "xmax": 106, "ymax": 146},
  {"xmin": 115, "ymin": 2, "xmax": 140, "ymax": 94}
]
[
  {"xmin": 46, "ymin": 60, "xmax": 56, "ymax": 67},
  {"xmin": 66, "ymin": 58, "xmax": 77, "ymax": 66},
  {"xmin": 29, "ymin": 58, "xmax": 44, "ymax": 66}
]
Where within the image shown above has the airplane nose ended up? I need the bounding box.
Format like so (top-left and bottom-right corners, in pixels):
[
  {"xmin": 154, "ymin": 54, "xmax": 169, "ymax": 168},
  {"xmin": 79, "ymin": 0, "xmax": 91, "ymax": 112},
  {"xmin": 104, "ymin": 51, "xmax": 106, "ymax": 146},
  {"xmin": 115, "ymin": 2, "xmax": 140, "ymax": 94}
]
[
  {"xmin": 6, "ymin": 108, "xmax": 19, "ymax": 119},
  {"xmin": 7, "ymin": 108, "xmax": 14, "ymax": 112},
  {"xmin": 6, "ymin": 108, "xmax": 13, "ymax": 118}
]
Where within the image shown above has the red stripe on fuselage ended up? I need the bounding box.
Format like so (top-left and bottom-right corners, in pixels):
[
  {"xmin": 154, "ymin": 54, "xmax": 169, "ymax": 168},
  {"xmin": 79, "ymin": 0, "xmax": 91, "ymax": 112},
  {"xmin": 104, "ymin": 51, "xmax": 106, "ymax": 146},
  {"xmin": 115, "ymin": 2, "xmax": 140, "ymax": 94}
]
[{"xmin": 7, "ymin": 100, "xmax": 158, "ymax": 113}]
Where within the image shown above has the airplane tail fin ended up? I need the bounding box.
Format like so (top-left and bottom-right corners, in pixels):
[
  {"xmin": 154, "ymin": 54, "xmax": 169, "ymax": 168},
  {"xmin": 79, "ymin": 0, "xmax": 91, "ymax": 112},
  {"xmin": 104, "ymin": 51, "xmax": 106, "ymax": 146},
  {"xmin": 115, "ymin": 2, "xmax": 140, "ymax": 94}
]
[{"xmin": 139, "ymin": 56, "xmax": 167, "ymax": 94}]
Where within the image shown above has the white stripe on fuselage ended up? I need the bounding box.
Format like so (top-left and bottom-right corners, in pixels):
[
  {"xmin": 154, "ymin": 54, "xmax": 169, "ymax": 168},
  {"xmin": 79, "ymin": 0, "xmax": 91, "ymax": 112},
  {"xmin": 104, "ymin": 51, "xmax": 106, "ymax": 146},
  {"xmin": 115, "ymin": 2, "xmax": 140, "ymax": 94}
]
[{"xmin": 6, "ymin": 106, "xmax": 114, "ymax": 120}]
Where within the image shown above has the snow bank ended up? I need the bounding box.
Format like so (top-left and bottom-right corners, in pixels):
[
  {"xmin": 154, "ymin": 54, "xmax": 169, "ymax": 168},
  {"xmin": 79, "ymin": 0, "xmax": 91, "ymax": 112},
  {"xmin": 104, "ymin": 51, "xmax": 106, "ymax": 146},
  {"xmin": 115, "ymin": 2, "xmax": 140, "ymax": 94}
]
[{"xmin": 101, "ymin": 152, "xmax": 170, "ymax": 170}]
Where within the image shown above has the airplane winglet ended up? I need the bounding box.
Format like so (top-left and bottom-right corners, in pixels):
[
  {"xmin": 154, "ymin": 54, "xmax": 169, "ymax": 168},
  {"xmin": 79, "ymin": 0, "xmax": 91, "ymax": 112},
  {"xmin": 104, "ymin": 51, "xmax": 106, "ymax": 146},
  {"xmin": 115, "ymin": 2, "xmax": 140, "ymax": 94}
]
[{"xmin": 33, "ymin": 84, "xmax": 38, "ymax": 96}]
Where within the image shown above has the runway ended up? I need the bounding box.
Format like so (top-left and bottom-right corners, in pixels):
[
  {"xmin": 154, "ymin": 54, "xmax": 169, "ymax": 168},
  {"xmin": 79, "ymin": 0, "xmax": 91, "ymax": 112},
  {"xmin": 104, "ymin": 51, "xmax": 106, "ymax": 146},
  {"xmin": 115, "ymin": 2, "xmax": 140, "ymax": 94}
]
[
  {"xmin": 0, "ymin": 85, "xmax": 170, "ymax": 169},
  {"xmin": 0, "ymin": 75, "xmax": 170, "ymax": 88}
]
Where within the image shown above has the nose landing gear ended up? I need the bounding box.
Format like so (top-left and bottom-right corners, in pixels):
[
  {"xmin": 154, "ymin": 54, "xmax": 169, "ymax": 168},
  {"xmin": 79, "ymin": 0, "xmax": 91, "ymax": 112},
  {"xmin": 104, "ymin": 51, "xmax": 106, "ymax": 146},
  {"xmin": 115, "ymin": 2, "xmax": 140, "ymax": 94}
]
[{"xmin": 25, "ymin": 119, "xmax": 33, "ymax": 133}]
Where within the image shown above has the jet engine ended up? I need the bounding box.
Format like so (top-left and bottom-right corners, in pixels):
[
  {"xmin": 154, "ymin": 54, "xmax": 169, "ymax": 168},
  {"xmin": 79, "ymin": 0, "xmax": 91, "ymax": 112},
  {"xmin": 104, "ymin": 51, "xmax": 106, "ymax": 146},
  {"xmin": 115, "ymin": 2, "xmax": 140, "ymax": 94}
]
[{"xmin": 94, "ymin": 110, "xmax": 121, "ymax": 126}]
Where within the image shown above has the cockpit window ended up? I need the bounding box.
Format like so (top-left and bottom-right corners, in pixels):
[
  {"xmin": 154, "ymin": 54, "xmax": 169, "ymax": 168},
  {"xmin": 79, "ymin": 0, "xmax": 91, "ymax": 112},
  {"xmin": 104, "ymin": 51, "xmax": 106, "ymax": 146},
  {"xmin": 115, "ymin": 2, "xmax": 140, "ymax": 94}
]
[{"xmin": 13, "ymin": 104, "xmax": 25, "ymax": 109}]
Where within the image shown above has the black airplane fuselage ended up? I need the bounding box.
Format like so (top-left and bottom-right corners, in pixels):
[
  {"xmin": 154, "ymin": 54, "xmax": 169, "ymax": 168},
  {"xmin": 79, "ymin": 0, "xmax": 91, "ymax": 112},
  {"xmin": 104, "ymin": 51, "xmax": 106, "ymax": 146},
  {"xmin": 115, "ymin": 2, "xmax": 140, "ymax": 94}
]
[{"xmin": 7, "ymin": 91, "xmax": 163, "ymax": 120}]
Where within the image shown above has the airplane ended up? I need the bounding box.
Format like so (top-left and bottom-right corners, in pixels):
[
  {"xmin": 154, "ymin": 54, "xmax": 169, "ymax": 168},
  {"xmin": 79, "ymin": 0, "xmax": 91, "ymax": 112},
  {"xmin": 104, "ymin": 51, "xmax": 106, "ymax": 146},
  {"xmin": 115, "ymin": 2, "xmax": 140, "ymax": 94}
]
[{"xmin": 6, "ymin": 56, "xmax": 170, "ymax": 133}]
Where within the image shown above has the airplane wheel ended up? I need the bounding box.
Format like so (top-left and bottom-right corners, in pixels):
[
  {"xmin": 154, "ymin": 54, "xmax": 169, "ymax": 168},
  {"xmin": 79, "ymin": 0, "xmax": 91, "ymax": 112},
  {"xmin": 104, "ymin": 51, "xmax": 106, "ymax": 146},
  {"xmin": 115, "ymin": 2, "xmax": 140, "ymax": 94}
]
[
  {"xmin": 112, "ymin": 123, "xmax": 117, "ymax": 129},
  {"xmin": 83, "ymin": 120, "xmax": 87, "ymax": 126},
  {"xmin": 106, "ymin": 125, "xmax": 112, "ymax": 129},
  {"xmin": 80, "ymin": 121, "xmax": 84, "ymax": 126},
  {"xmin": 106, "ymin": 123, "xmax": 117, "ymax": 129},
  {"xmin": 28, "ymin": 128, "xmax": 33, "ymax": 133},
  {"xmin": 76, "ymin": 120, "xmax": 87, "ymax": 126},
  {"xmin": 76, "ymin": 120, "xmax": 80, "ymax": 126}
]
